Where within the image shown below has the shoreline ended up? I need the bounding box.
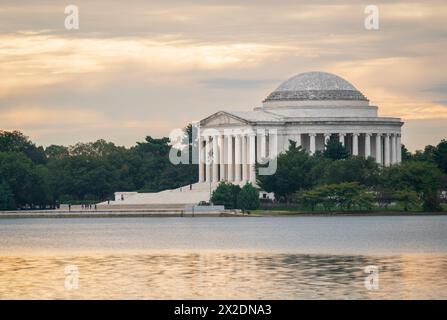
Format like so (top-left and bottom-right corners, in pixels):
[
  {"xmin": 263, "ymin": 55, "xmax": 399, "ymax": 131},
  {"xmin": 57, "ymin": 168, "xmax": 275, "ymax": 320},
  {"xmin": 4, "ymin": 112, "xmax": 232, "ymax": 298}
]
[{"xmin": 0, "ymin": 209, "xmax": 446, "ymax": 219}]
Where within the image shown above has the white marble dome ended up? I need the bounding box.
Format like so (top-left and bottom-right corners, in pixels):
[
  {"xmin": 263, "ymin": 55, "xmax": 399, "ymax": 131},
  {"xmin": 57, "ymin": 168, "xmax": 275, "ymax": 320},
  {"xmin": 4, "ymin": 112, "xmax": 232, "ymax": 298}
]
[{"xmin": 264, "ymin": 71, "xmax": 368, "ymax": 102}]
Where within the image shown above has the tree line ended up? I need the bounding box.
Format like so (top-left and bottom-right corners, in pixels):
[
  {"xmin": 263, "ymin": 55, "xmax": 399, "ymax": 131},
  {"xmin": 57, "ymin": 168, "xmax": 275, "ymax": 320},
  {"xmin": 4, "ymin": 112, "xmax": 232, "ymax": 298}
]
[
  {"xmin": 257, "ymin": 139, "xmax": 447, "ymax": 212},
  {"xmin": 0, "ymin": 129, "xmax": 197, "ymax": 210},
  {"xmin": 1, "ymin": 128, "xmax": 446, "ymax": 212}
]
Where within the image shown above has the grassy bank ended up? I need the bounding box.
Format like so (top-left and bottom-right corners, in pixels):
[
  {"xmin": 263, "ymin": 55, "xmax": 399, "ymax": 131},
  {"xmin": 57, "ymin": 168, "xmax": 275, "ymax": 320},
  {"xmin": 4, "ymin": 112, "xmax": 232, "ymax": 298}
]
[{"xmin": 250, "ymin": 203, "xmax": 447, "ymax": 216}]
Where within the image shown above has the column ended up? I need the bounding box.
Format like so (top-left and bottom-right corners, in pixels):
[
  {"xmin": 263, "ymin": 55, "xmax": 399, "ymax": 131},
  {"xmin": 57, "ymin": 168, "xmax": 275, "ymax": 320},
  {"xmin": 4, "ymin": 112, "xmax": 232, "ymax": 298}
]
[
  {"xmin": 365, "ymin": 133, "xmax": 371, "ymax": 158},
  {"xmin": 227, "ymin": 135, "xmax": 234, "ymax": 182},
  {"xmin": 242, "ymin": 135, "xmax": 248, "ymax": 182},
  {"xmin": 324, "ymin": 133, "xmax": 331, "ymax": 147},
  {"xmin": 212, "ymin": 136, "xmax": 219, "ymax": 182},
  {"xmin": 339, "ymin": 133, "xmax": 346, "ymax": 146},
  {"xmin": 384, "ymin": 134, "xmax": 391, "ymax": 167},
  {"xmin": 234, "ymin": 135, "xmax": 241, "ymax": 182},
  {"xmin": 249, "ymin": 134, "xmax": 256, "ymax": 183},
  {"xmin": 269, "ymin": 130, "xmax": 277, "ymax": 158},
  {"xmin": 218, "ymin": 135, "xmax": 225, "ymax": 180},
  {"xmin": 260, "ymin": 131, "xmax": 267, "ymax": 159},
  {"xmin": 397, "ymin": 134, "xmax": 402, "ymax": 163},
  {"xmin": 352, "ymin": 133, "xmax": 359, "ymax": 156},
  {"xmin": 375, "ymin": 134, "xmax": 382, "ymax": 165},
  {"xmin": 198, "ymin": 135, "xmax": 205, "ymax": 182},
  {"xmin": 205, "ymin": 136, "xmax": 211, "ymax": 182},
  {"xmin": 391, "ymin": 134, "xmax": 397, "ymax": 164},
  {"xmin": 309, "ymin": 133, "xmax": 316, "ymax": 155}
]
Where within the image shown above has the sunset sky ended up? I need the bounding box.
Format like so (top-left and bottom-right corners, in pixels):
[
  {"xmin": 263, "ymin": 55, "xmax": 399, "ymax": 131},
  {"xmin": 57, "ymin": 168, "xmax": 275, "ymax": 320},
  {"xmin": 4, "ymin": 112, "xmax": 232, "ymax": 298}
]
[{"xmin": 0, "ymin": 0, "xmax": 446, "ymax": 151}]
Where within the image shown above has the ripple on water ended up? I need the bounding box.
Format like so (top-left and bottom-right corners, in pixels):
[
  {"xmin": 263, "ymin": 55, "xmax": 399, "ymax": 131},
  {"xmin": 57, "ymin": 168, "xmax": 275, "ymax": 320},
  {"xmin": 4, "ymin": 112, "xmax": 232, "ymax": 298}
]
[{"xmin": 0, "ymin": 252, "xmax": 446, "ymax": 299}]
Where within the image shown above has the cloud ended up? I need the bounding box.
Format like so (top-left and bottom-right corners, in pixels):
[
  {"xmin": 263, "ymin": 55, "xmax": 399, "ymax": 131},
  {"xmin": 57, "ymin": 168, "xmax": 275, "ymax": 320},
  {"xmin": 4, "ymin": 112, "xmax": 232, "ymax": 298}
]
[
  {"xmin": 0, "ymin": 33, "xmax": 287, "ymax": 98},
  {"xmin": 199, "ymin": 78, "xmax": 278, "ymax": 89},
  {"xmin": 0, "ymin": 0, "xmax": 446, "ymax": 151}
]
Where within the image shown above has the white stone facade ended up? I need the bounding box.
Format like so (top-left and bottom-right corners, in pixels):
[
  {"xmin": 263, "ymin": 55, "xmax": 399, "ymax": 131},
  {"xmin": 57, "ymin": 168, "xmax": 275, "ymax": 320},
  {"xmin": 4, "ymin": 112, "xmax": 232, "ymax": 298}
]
[{"xmin": 197, "ymin": 72, "xmax": 403, "ymax": 184}]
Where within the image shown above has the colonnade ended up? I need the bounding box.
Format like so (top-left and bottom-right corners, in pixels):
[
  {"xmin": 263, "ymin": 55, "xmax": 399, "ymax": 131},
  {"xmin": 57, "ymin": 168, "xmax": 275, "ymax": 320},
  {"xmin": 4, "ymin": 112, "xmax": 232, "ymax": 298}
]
[{"xmin": 198, "ymin": 130, "xmax": 401, "ymax": 183}]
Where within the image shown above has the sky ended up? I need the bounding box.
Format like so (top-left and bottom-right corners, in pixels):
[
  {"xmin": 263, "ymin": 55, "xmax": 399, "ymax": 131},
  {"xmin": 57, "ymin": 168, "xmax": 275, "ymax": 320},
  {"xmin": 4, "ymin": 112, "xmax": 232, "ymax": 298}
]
[{"xmin": 0, "ymin": 0, "xmax": 446, "ymax": 151}]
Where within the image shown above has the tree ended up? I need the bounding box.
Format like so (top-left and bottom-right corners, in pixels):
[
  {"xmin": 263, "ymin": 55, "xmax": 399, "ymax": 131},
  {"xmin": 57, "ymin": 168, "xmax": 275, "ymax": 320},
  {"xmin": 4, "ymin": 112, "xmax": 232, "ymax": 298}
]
[
  {"xmin": 0, "ymin": 152, "xmax": 47, "ymax": 208},
  {"xmin": 257, "ymin": 143, "xmax": 315, "ymax": 202},
  {"xmin": 0, "ymin": 181, "xmax": 15, "ymax": 210},
  {"xmin": 392, "ymin": 189, "xmax": 420, "ymax": 211},
  {"xmin": 296, "ymin": 182, "xmax": 372, "ymax": 211},
  {"xmin": 322, "ymin": 139, "xmax": 349, "ymax": 160},
  {"xmin": 45, "ymin": 145, "xmax": 69, "ymax": 159},
  {"xmin": 237, "ymin": 183, "xmax": 259, "ymax": 212},
  {"xmin": 0, "ymin": 130, "xmax": 46, "ymax": 164},
  {"xmin": 318, "ymin": 156, "xmax": 380, "ymax": 187},
  {"xmin": 401, "ymin": 144, "xmax": 412, "ymax": 162},
  {"xmin": 433, "ymin": 139, "xmax": 447, "ymax": 174},
  {"xmin": 295, "ymin": 189, "xmax": 320, "ymax": 211},
  {"xmin": 211, "ymin": 182, "xmax": 241, "ymax": 209},
  {"xmin": 68, "ymin": 139, "xmax": 123, "ymax": 158},
  {"xmin": 380, "ymin": 161, "xmax": 443, "ymax": 212}
]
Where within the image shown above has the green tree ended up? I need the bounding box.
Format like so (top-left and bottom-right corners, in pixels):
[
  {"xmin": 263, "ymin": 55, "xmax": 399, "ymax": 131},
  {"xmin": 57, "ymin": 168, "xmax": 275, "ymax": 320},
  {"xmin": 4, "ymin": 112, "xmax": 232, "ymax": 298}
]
[
  {"xmin": 211, "ymin": 182, "xmax": 241, "ymax": 209},
  {"xmin": 318, "ymin": 156, "xmax": 379, "ymax": 187},
  {"xmin": 69, "ymin": 139, "xmax": 124, "ymax": 158},
  {"xmin": 322, "ymin": 139, "xmax": 349, "ymax": 160},
  {"xmin": 297, "ymin": 182, "xmax": 372, "ymax": 211},
  {"xmin": 295, "ymin": 189, "xmax": 320, "ymax": 211},
  {"xmin": 0, "ymin": 130, "xmax": 46, "ymax": 164},
  {"xmin": 380, "ymin": 161, "xmax": 443, "ymax": 212},
  {"xmin": 401, "ymin": 144, "xmax": 412, "ymax": 162},
  {"xmin": 392, "ymin": 189, "xmax": 420, "ymax": 211},
  {"xmin": 0, "ymin": 181, "xmax": 15, "ymax": 210},
  {"xmin": 0, "ymin": 152, "xmax": 47, "ymax": 208},
  {"xmin": 45, "ymin": 145, "xmax": 69, "ymax": 159},
  {"xmin": 433, "ymin": 140, "xmax": 447, "ymax": 174},
  {"xmin": 237, "ymin": 183, "xmax": 259, "ymax": 212},
  {"xmin": 257, "ymin": 143, "xmax": 315, "ymax": 202}
]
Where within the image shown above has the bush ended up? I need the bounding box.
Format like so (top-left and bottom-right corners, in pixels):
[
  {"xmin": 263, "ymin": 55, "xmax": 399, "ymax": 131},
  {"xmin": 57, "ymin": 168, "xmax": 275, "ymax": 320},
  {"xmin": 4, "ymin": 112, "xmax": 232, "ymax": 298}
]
[
  {"xmin": 392, "ymin": 189, "xmax": 420, "ymax": 211},
  {"xmin": 211, "ymin": 182, "xmax": 240, "ymax": 209},
  {"xmin": 380, "ymin": 161, "xmax": 443, "ymax": 211},
  {"xmin": 296, "ymin": 182, "xmax": 373, "ymax": 211},
  {"xmin": 237, "ymin": 183, "xmax": 259, "ymax": 212}
]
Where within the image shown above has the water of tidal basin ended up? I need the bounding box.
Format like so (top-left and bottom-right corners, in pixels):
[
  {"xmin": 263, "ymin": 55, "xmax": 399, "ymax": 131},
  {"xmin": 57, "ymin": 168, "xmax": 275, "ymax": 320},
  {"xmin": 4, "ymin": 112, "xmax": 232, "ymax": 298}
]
[{"xmin": 0, "ymin": 216, "xmax": 447, "ymax": 299}]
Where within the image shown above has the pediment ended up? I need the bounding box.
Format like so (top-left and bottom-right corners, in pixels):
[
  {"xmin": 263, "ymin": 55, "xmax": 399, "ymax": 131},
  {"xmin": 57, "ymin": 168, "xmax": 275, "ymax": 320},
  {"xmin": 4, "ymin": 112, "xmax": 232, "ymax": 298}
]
[{"xmin": 200, "ymin": 111, "xmax": 248, "ymax": 127}]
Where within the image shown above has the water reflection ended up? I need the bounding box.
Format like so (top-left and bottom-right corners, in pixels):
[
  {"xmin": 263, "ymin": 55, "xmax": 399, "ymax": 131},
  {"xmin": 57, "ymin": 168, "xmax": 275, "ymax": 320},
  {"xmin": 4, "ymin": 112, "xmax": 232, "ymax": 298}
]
[{"xmin": 1, "ymin": 252, "xmax": 446, "ymax": 299}]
